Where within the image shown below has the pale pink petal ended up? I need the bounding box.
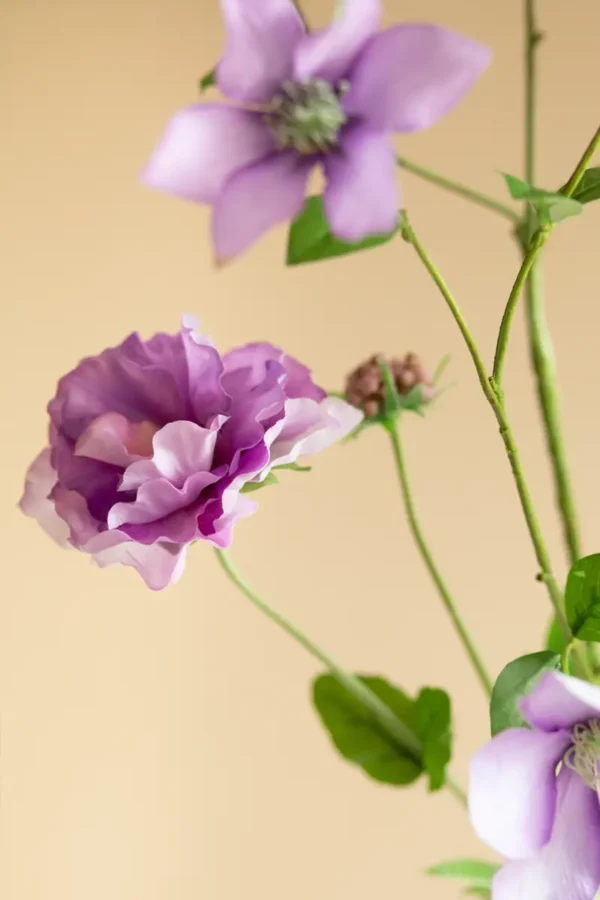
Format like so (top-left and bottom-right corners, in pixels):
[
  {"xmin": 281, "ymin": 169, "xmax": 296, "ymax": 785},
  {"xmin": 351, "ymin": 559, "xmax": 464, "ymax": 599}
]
[
  {"xmin": 492, "ymin": 769, "xmax": 600, "ymax": 900},
  {"xmin": 85, "ymin": 531, "xmax": 188, "ymax": 591},
  {"xmin": 19, "ymin": 448, "xmax": 71, "ymax": 546},
  {"xmin": 212, "ymin": 153, "xmax": 312, "ymax": 262},
  {"xmin": 469, "ymin": 728, "xmax": 570, "ymax": 859},
  {"xmin": 269, "ymin": 396, "xmax": 363, "ymax": 467},
  {"xmin": 142, "ymin": 105, "xmax": 273, "ymax": 204},
  {"xmin": 324, "ymin": 125, "xmax": 399, "ymax": 242},
  {"xmin": 120, "ymin": 459, "xmax": 160, "ymax": 492},
  {"xmin": 107, "ymin": 470, "xmax": 220, "ymax": 529},
  {"xmin": 521, "ymin": 671, "xmax": 600, "ymax": 733},
  {"xmin": 209, "ymin": 493, "xmax": 258, "ymax": 548},
  {"xmin": 151, "ymin": 421, "xmax": 220, "ymax": 487},
  {"xmin": 217, "ymin": 0, "xmax": 305, "ymax": 102},
  {"xmin": 53, "ymin": 486, "xmax": 99, "ymax": 546},
  {"xmin": 345, "ymin": 24, "xmax": 491, "ymax": 132},
  {"xmin": 75, "ymin": 413, "xmax": 158, "ymax": 467},
  {"xmin": 294, "ymin": 0, "xmax": 380, "ymax": 83}
]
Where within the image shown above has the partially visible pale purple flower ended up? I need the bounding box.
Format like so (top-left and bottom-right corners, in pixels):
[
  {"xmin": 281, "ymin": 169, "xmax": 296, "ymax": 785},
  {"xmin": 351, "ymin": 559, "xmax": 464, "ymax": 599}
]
[
  {"xmin": 142, "ymin": 0, "xmax": 491, "ymax": 262},
  {"xmin": 20, "ymin": 317, "xmax": 362, "ymax": 590},
  {"xmin": 469, "ymin": 671, "xmax": 600, "ymax": 900}
]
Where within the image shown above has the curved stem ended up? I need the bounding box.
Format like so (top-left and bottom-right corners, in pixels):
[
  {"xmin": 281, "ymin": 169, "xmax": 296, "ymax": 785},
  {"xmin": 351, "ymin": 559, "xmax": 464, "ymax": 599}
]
[
  {"xmin": 402, "ymin": 220, "xmax": 570, "ymax": 640},
  {"xmin": 385, "ymin": 416, "xmax": 493, "ymax": 697},
  {"xmin": 397, "ymin": 156, "xmax": 520, "ymax": 223},
  {"xmin": 215, "ymin": 549, "xmax": 467, "ymax": 806},
  {"xmin": 493, "ymin": 124, "xmax": 600, "ymax": 386}
]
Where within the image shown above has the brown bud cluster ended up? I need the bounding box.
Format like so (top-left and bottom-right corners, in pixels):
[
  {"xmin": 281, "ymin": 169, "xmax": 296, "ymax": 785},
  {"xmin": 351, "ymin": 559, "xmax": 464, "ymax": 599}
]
[{"xmin": 344, "ymin": 353, "xmax": 435, "ymax": 418}]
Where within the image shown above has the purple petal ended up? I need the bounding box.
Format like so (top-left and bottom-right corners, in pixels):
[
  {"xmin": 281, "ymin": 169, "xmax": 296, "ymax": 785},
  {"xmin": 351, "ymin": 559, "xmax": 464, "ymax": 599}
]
[
  {"xmin": 492, "ymin": 769, "xmax": 600, "ymax": 900},
  {"xmin": 223, "ymin": 343, "xmax": 326, "ymax": 402},
  {"xmin": 293, "ymin": 0, "xmax": 380, "ymax": 83},
  {"xmin": 212, "ymin": 152, "xmax": 312, "ymax": 262},
  {"xmin": 107, "ymin": 469, "xmax": 220, "ymax": 531},
  {"xmin": 19, "ymin": 448, "xmax": 71, "ymax": 546},
  {"xmin": 522, "ymin": 671, "xmax": 600, "ymax": 732},
  {"xmin": 469, "ymin": 728, "xmax": 571, "ymax": 859},
  {"xmin": 53, "ymin": 485, "xmax": 99, "ymax": 546},
  {"xmin": 324, "ymin": 125, "xmax": 399, "ymax": 242},
  {"xmin": 142, "ymin": 105, "xmax": 273, "ymax": 204},
  {"xmin": 345, "ymin": 24, "xmax": 491, "ymax": 132},
  {"xmin": 85, "ymin": 531, "xmax": 188, "ymax": 590},
  {"xmin": 217, "ymin": 0, "xmax": 305, "ymax": 102}
]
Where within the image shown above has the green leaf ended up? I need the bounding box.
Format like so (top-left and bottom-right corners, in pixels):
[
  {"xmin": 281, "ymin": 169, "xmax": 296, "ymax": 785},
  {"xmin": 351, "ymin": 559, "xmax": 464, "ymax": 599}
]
[
  {"xmin": 464, "ymin": 888, "xmax": 491, "ymax": 898},
  {"xmin": 240, "ymin": 472, "xmax": 279, "ymax": 494},
  {"xmin": 567, "ymin": 167, "xmax": 600, "ymax": 205},
  {"xmin": 198, "ymin": 68, "xmax": 216, "ymax": 92},
  {"xmin": 490, "ymin": 651, "xmax": 559, "ymax": 736},
  {"xmin": 565, "ymin": 554, "xmax": 600, "ymax": 641},
  {"xmin": 416, "ymin": 688, "xmax": 452, "ymax": 792},
  {"xmin": 545, "ymin": 615, "xmax": 569, "ymax": 655},
  {"xmin": 502, "ymin": 173, "xmax": 583, "ymax": 224},
  {"xmin": 274, "ymin": 462, "xmax": 312, "ymax": 473},
  {"xmin": 312, "ymin": 675, "xmax": 422, "ymax": 786},
  {"xmin": 426, "ymin": 859, "xmax": 499, "ymax": 884},
  {"xmin": 287, "ymin": 196, "xmax": 397, "ymax": 266}
]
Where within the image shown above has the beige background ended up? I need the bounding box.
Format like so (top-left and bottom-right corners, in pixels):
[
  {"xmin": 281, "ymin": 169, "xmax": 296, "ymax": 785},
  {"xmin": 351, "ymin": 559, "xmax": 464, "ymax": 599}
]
[{"xmin": 1, "ymin": 0, "xmax": 599, "ymax": 897}]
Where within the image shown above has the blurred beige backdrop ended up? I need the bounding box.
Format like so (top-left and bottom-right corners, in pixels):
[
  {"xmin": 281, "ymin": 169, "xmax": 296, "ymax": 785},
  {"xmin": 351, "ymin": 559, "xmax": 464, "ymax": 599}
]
[{"xmin": 1, "ymin": 0, "xmax": 599, "ymax": 897}]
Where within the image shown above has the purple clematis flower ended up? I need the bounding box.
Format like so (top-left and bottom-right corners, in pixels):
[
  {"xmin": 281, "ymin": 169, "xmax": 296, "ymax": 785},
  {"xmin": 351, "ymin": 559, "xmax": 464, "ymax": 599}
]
[
  {"xmin": 20, "ymin": 316, "xmax": 362, "ymax": 590},
  {"xmin": 469, "ymin": 670, "xmax": 600, "ymax": 899},
  {"xmin": 142, "ymin": 0, "xmax": 491, "ymax": 262}
]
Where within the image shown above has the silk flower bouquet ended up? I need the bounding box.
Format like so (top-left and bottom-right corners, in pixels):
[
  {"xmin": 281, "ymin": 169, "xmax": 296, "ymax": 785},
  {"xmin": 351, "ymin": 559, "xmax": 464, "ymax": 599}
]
[{"xmin": 18, "ymin": 0, "xmax": 600, "ymax": 897}]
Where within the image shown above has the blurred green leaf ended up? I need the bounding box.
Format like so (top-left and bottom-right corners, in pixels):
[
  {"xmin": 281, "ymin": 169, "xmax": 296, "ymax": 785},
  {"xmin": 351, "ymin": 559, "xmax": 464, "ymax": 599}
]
[
  {"xmin": 240, "ymin": 472, "xmax": 279, "ymax": 493},
  {"xmin": 426, "ymin": 859, "xmax": 499, "ymax": 883},
  {"xmin": 502, "ymin": 173, "xmax": 583, "ymax": 224},
  {"xmin": 198, "ymin": 68, "xmax": 216, "ymax": 92},
  {"xmin": 287, "ymin": 196, "xmax": 397, "ymax": 266},
  {"xmin": 312, "ymin": 674, "xmax": 422, "ymax": 786},
  {"xmin": 545, "ymin": 615, "xmax": 569, "ymax": 655},
  {"xmin": 274, "ymin": 462, "xmax": 312, "ymax": 473},
  {"xmin": 490, "ymin": 651, "xmax": 559, "ymax": 736},
  {"xmin": 565, "ymin": 554, "xmax": 600, "ymax": 641},
  {"xmin": 416, "ymin": 688, "xmax": 452, "ymax": 792},
  {"xmin": 566, "ymin": 167, "xmax": 600, "ymax": 205}
]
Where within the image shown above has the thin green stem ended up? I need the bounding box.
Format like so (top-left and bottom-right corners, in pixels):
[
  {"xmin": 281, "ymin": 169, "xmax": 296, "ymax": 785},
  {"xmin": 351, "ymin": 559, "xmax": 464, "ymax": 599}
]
[
  {"xmin": 402, "ymin": 220, "xmax": 569, "ymax": 640},
  {"xmin": 520, "ymin": 0, "xmax": 583, "ymax": 565},
  {"xmin": 493, "ymin": 124, "xmax": 600, "ymax": 387},
  {"xmin": 397, "ymin": 156, "xmax": 520, "ymax": 223},
  {"xmin": 385, "ymin": 416, "xmax": 493, "ymax": 697},
  {"xmin": 215, "ymin": 549, "xmax": 468, "ymax": 806}
]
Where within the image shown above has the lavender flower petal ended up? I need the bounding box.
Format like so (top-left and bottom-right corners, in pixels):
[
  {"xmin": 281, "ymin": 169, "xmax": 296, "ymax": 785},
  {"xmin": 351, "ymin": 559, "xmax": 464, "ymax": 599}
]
[
  {"xmin": 492, "ymin": 769, "xmax": 600, "ymax": 900},
  {"xmin": 345, "ymin": 24, "xmax": 491, "ymax": 132},
  {"xmin": 19, "ymin": 449, "xmax": 71, "ymax": 546},
  {"xmin": 324, "ymin": 125, "xmax": 399, "ymax": 242},
  {"xmin": 142, "ymin": 105, "xmax": 273, "ymax": 205},
  {"xmin": 294, "ymin": 0, "xmax": 380, "ymax": 83},
  {"xmin": 469, "ymin": 728, "xmax": 570, "ymax": 859},
  {"xmin": 521, "ymin": 670, "xmax": 600, "ymax": 733},
  {"xmin": 217, "ymin": 0, "xmax": 305, "ymax": 103},
  {"xmin": 85, "ymin": 530, "xmax": 188, "ymax": 591},
  {"xmin": 212, "ymin": 153, "xmax": 312, "ymax": 263}
]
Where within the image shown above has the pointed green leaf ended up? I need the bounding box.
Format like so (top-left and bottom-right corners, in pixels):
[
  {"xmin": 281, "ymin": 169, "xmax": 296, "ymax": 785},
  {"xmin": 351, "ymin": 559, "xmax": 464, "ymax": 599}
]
[
  {"xmin": 502, "ymin": 173, "xmax": 583, "ymax": 224},
  {"xmin": 490, "ymin": 651, "xmax": 559, "ymax": 736},
  {"xmin": 416, "ymin": 688, "xmax": 452, "ymax": 791},
  {"xmin": 198, "ymin": 68, "xmax": 216, "ymax": 92},
  {"xmin": 274, "ymin": 462, "xmax": 312, "ymax": 473},
  {"xmin": 567, "ymin": 167, "xmax": 600, "ymax": 205},
  {"xmin": 240, "ymin": 471, "xmax": 279, "ymax": 494},
  {"xmin": 426, "ymin": 859, "xmax": 499, "ymax": 883},
  {"xmin": 287, "ymin": 196, "xmax": 397, "ymax": 266},
  {"xmin": 565, "ymin": 554, "xmax": 600, "ymax": 641},
  {"xmin": 312, "ymin": 674, "xmax": 422, "ymax": 786}
]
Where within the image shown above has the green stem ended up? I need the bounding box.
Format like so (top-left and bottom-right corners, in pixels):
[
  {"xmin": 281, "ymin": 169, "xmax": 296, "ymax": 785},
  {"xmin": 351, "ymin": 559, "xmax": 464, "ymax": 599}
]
[
  {"xmin": 215, "ymin": 549, "xmax": 468, "ymax": 806},
  {"xmin": 493, "ymin": 124, "xmax": 600, "ymax": 387},
  {"xmin": 520, "ymin": 0, "xmax": 582, "ymax": 565},
  {"xmin": 402, "ymin": 219, "xmax": 569, "ymax": 640},
  {"xmin": 397, "ymin": 156, "xmax": 520, "ymax": 223},
  {"xmin": 384, "ymin": 416, "xmax": 493, "ymax": 697}
]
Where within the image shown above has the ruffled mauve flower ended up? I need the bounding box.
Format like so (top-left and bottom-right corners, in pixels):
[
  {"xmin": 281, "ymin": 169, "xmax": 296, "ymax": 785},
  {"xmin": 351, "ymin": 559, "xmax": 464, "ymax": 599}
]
[
  {"xmin": 142, "ymin": 0, "xmax": 491, "ymax": 262},
  {"xmin": 20, "ymin": 316, "xmax": 362, "ymax": 590},
  {"xmin": 469, "ymin": 671, "xmax": 600, "ymax": 900}
]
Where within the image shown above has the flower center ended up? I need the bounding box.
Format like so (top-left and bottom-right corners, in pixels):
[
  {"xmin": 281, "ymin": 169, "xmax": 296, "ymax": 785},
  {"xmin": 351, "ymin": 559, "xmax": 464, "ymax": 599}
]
[
  {"xmin": 563, "ymin": 718, "xmax": 600, "ymax": 790},
  {"xmin": 264, "ymin": 79, "xmax": 349, "ymax": 155}
]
